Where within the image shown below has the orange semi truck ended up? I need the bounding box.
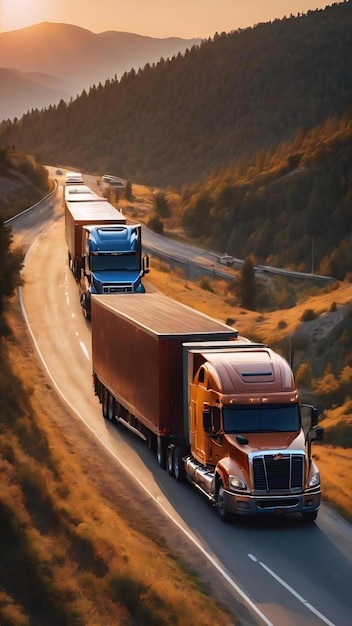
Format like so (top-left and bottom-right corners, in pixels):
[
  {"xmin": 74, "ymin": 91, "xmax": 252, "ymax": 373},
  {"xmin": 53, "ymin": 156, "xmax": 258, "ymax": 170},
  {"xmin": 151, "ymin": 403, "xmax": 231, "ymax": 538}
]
[{"xmin": 91, "ymin": 293, "xmax": 323, "ymax": 523}]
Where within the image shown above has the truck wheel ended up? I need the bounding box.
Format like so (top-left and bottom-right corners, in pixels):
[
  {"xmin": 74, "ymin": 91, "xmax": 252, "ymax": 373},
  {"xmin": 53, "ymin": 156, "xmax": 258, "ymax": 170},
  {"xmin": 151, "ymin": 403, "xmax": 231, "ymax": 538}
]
[
  {"xmin": 174, "ymin": 447, "xmax": 186, "ymax": 483},
  {"xmin": 146, "ymin": 431, "xmax": 155, "ymax": 452},
  {"xmin": 167, "ymin": 446, "xmax": 174, "ymax": 477},
  {"xmin": 107, "ymin": 394, "xmax": 116, "ymax": 423},
  {"xmin": 217, "ymin": 483, "xmax": 230, "ymax": 523},
  {"xmin": 80, "ymin": 293, "xmax": 91, "ymax": 321},
  {"xmin": 102, "ymin": 388, "xmax": 108, "ymax": 419},
  {"xmin": 157, "ymin": 437, "xmax": 167, "ymax": 469},
  {"xmin": 302, "ymin": 510, "xmax": 318, "ymax": 523}
]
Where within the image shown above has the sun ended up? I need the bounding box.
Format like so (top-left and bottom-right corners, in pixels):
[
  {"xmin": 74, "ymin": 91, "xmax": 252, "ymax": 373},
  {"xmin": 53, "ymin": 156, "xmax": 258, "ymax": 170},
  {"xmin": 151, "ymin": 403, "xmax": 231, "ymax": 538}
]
[{"xmin": 1, "ymin": 0, "xmax": 44, "ymax": 32}]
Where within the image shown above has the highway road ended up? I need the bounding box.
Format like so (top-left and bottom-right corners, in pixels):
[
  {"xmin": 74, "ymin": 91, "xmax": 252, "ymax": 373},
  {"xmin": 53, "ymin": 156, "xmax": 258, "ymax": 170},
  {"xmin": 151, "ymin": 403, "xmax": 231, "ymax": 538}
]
[{"xmin": 9, "ymin": 175, "xmax": 352, "ymax": 626}]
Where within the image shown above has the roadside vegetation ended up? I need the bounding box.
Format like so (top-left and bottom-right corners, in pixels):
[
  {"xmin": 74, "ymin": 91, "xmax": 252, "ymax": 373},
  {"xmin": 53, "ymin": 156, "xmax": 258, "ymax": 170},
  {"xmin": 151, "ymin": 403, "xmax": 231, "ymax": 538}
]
[
  {"xmin": 0, "ymin": 301, "xmax": 238, "ymax": 625},
  {"xmin": 0, "ymin": 147, "xmax": 52, "ymax": 221},
  {"xmin": 0, "ymin": 159, "xmax": 240, "ymax": 625}
]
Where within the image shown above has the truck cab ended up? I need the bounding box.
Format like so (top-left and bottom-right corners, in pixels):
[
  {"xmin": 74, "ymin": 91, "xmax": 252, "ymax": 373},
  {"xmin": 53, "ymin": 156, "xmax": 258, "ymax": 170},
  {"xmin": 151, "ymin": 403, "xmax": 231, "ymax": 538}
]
[
  {"xmin": 80, "ymin": 224, "xmax": 149, "ymax": 318},
  {"xmin": 184, "ymin": 343, "xmax": 323, "ymax": 522}
]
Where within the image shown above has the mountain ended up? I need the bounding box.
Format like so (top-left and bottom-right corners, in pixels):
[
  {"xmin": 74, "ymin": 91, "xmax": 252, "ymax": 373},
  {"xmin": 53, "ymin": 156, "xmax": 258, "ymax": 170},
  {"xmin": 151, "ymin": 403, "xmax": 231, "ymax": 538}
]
[
  {"xmin": 0, "ymin": 22, "xmax": 201, "ymax": 120},
  {"xmin": 0, "ymin": 68, "xmax": 71, "ymax": 121},
  {"xmin": 1, "ymin": 3, "xmax": 350, "ymax": 187}
]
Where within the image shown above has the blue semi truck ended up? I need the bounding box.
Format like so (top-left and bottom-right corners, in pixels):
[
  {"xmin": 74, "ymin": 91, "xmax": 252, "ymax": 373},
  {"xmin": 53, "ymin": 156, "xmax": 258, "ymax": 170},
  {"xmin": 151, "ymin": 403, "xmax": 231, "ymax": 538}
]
[{"xmin": 64, "ymin": 185, "xmax": 149, "ymax": 319}]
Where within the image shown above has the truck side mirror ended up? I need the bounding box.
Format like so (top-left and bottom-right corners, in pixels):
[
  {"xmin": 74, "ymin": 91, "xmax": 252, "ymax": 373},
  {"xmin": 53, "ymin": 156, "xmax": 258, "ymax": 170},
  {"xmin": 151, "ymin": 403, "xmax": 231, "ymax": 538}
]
[
  {"xmin": 143, "ymin": 254, "xmax": 150, "ymax": 274},
  {"xmin": 307, "ymin": 425, "xmax": 324, "ymax": 442},
  {"xmin": 203, "ymin": 409, "xmax": 212, "ymax": 433},
  {"xmin": 301, "ymin": 403, "xmax": 319, "ymax": 433},
  {"xmin": 311, "ymin": 407, "xmax": 319, "ymax": 428}
]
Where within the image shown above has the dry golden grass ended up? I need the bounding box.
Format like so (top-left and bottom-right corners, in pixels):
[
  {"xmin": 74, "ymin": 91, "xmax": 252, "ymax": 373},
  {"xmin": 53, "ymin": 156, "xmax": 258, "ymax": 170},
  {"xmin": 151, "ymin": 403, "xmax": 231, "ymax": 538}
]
[
  {"xmin": 314, "ymin": 445, "xmax": 352, "ymax": 521},
  {"xmin": 1, "ymin": 301, "xmax": 240, "ymax": 626},
  {"xmin": 315, "ymin": 403, "xmax": 352, "ymax": 522}
]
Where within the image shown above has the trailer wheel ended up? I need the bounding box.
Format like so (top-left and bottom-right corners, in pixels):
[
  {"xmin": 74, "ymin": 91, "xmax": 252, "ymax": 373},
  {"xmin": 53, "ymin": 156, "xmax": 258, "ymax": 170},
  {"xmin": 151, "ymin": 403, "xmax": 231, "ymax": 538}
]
[
  {"xmin": 157, "ymin": 437, "xmax": 167, "ymax": 469},
  {"xmin": 146, "ymin": 431, "xmax": 155, "ymax": 452},
  {"xmin": 102, "ymin": 388, "xmax": 108, "ymax": 419},
  {"xmin": 95, "ymin": 378, "xmax": 102, "ymax": 399},
  {"xmin": 217, "ymin": 483, "xmax": 230, "ymax": 523},
  {"xmin": 80, "ymin": 293, "xmax": 91, "ymax": 321},
  {"xmin": 174, "ymin": 447, "xmax": 186, "ymax": 483},
  {"xmin": 107, "ymin": 394, "xmax": 116, "ymax": 423},
  {"xmin": 167, "ymin": 446, "xmax": 174, "ymax": 477}
]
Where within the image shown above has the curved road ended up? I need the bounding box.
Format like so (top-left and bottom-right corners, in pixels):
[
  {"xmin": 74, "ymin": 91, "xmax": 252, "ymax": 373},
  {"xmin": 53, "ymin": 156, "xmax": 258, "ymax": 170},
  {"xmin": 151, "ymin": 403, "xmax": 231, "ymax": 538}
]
[{"xmin": 10, "ymin": 176, "xmax": 352, "ymax": 626}]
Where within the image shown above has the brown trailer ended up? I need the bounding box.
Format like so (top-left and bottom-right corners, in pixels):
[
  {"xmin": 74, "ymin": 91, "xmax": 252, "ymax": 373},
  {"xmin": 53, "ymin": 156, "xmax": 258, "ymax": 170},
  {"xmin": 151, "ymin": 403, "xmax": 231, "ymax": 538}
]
[
  {"xmin": 91, "ymin": 293, "xmax": 238, "ymax": 440},
  {"xmin": 91, "ymin": 293, "xmax": 323, "ymax": 522}
]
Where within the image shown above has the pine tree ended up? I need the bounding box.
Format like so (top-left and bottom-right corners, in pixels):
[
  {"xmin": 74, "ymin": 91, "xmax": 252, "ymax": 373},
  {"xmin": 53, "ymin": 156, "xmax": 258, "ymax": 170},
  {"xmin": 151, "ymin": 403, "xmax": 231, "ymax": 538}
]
[{"xmin": 237, "ymin": 256, "xmax": 256, "ymax": 310}]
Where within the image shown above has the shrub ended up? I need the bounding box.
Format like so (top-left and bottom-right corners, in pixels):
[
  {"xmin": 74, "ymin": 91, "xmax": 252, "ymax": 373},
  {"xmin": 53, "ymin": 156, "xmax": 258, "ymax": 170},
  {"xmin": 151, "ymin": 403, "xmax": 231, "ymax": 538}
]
[
  {"xmin": 296, "ymin": 362, "xmax": 313, "ymax": 387},
  {"xmin": 300, "ymin": 308, "xmax": 317, "ymax": 322},
  {"xmin": 199, "ymin": 277, "xmax": 214, "ymax": 293},
  {"xmin": 147, "ymin": 213, "xmax": 164, "ymax": 234}
]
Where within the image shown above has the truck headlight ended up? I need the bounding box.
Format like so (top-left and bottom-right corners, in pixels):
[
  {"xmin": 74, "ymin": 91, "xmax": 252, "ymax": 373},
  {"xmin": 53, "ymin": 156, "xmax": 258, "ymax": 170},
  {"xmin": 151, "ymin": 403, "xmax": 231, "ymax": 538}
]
[
  {"xmin": 229, "ymin": 475, "xmax": 247, "ymax": 490},
  {"xmin": 308, "ymin": 471, "xmax": 320, "ymax": 487}
]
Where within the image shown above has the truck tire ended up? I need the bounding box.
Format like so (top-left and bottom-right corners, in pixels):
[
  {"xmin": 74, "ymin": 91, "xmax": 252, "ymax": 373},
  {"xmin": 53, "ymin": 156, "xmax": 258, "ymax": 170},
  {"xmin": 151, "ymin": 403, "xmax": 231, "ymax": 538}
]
[
  {"xmin": 107, "ymin": 393, "xmax": 116, "ymax": 422},
  {"xmin": 302, "ymin": 510, "xmax": 318, "ymax": 523},
  {"xmin": 167, "ymin": 445, "xmax": 174, "ymax": 476},
  {"xmin": 174, "ymin": 447, "xmax": 186, "ymax": 483},
  {"xmin": 217, "ymin": 483, "xmax": 230, "ymax": 523},
  {"xmin": 146, "ymin": 431, "xmax": 155, "ymax": 452},
  {"xmin": 157, "ymin": 436, "xmax": 167, "ymax": 469},
  {"xmin": 80, "ymin": 294, "xmax": 91, "ymax": 321},
  {"xmin": 102, "ymin": 388, "xmax": 108, "ymax": 420}
]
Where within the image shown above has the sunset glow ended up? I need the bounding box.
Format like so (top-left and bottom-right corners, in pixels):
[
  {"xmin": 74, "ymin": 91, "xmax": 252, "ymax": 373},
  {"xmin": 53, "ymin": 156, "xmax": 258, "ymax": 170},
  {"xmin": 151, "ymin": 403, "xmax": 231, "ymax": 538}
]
[
  {"xmin": 0, "ymin": 0, "xmax": 345, "ymax": 38},
  {"xmin": 1, "ymin": 0, "xmax": 44, "ymax": 32}
]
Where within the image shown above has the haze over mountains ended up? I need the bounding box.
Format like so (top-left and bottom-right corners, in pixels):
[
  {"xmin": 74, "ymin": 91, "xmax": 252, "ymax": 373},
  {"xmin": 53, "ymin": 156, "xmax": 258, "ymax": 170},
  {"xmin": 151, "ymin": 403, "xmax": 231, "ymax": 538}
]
[{"xmin": 0, "ymin": 22, "xmax": 201, "ymax": 121}]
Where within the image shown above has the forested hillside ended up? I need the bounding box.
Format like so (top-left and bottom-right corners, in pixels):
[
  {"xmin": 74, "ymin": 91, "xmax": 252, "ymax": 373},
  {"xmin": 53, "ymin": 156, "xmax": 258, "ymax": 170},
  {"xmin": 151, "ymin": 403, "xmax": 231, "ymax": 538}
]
[
  {"xmin": 176, "ymin": 110, "xmax": 352, "ymax": 279},
  {"xmin": 0, "ymin": 147, "xmax": 51, "ymax": 220},
  {"xmin": 0, "ymin": 2, "xmax": 351, "ymax": 189}
]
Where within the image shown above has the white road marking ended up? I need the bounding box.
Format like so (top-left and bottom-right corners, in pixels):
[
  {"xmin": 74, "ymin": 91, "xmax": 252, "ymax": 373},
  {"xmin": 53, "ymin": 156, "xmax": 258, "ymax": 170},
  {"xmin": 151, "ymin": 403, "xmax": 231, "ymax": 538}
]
[
  {"xmin": 79, "ymin": 341, "xmax": 90, "ymax": 360},
  {"xmin": 248, "ymin": 554, "xmax": 335, "ymax": 625}
]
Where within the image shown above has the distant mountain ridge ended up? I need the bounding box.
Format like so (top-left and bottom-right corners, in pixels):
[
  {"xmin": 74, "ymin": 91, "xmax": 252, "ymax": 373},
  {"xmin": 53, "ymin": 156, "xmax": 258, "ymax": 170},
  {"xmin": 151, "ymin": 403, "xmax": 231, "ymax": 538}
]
[
  {"xmin": 2, "ymin": 3, "xmax": 350, "ymax": 188},
  {"xmin": 0, "ymin": 22, "xmax": 201, "ymax": 121},
  {"xmin": 0, "ymin": 68, "xmax": 71, "ymax": 121}
]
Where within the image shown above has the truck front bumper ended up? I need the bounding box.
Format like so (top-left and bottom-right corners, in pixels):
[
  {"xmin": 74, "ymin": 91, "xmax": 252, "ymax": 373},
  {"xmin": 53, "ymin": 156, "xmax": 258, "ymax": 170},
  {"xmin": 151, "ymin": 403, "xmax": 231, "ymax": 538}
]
[{"xmin": 222, "ymin": 487, "xmax": 321, "ymax": 516}]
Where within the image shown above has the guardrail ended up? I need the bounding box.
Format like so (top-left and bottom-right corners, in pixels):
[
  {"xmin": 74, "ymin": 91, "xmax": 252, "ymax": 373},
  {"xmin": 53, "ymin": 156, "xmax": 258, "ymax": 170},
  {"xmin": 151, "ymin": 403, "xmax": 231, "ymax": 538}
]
[
  {"xmin": 143, "ymin": 245, "xmax": 237, "ymax": 283},
  {"xmin": 4, "ymin": 180, "xmax": 58, "ymax": 225},
  {"xmin": 143, "ymin": 244, "xmax": 335, "ymax": 285}
]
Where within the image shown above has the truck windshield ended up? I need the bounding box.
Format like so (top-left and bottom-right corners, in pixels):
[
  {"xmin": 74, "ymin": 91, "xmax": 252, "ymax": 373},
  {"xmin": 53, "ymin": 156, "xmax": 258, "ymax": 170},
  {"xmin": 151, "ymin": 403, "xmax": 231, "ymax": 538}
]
[
  {"xmin": 90, "ymin": 253, "xmax": 139, "ymax": 272},
  {"xmin": 223, "ymin": 404, "xmax": 300, "ymax": 433}
]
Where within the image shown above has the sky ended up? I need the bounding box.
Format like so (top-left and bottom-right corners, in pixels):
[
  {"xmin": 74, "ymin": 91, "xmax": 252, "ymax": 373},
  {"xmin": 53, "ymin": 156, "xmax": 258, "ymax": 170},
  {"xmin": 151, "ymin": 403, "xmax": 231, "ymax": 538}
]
[{"xmin": 0, "ymin": 0, "xmax": 343, "ymax": 39}]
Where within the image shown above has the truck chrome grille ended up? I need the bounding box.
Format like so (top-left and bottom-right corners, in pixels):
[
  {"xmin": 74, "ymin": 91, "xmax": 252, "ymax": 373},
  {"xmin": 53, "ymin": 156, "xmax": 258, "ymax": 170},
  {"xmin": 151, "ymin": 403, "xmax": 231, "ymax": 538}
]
[
  {"xmin": 253, "ymin": 454, "xmax": 304, "ymax": 491},
  {"xmin": 103, "ymin": 285, "xmax": 133, "ymax": 293}
]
